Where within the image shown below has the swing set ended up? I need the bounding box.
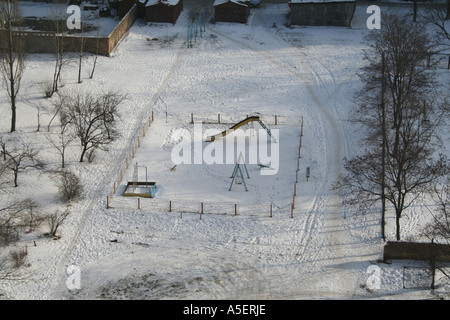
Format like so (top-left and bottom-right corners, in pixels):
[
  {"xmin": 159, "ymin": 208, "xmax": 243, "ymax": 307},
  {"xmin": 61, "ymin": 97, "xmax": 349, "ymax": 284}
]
[{"xmin": 229, "ymin": 152, "xmax": 249, "ymax": 192}]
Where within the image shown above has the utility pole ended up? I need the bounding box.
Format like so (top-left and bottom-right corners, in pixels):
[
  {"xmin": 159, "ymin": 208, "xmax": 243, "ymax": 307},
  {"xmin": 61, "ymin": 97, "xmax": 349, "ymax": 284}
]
[{"xmin": 381, "ymin": 52, "xmax": 387, "ymax": 242}]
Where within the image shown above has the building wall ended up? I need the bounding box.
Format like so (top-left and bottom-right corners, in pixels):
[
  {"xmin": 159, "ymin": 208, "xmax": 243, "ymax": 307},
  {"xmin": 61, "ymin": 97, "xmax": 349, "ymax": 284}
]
[
  {"xmin": 290, "ymin": 1, "xmax": 356, "ymax": 27},
  {"xmin": 214, "ymin": 1, "xmax": 250, "ymax": 24},
  {"xmin": 145, "ymin": 0, "xmax": 183, "ymax": 24},
  {"xmin": 384, "ymin": 241, "xmax": 450, "ymax": 263}
]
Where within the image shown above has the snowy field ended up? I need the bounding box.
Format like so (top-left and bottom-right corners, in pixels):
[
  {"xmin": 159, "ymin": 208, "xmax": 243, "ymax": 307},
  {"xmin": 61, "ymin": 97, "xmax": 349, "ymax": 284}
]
[{"xmin": 0, "ymin": 1, "xmax": 449, "ymax": 301}]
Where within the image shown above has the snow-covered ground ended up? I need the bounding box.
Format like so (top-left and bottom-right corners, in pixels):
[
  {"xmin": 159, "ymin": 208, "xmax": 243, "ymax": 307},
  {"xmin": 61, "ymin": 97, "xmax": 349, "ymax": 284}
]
[{"xmin": 0, "ymin": 2, "xmax": 449, "ymax": 301}]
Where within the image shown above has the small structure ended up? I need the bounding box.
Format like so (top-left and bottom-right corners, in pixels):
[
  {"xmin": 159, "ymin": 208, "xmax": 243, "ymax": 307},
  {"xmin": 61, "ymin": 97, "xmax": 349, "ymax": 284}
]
[
  {"xmin": 137, "ymin": 0, "xmax": 149, "ymax": 18},
  {"xmin": 288, "ymin": 0, "xmax": 356, "ymax": 27},
  {"xmin": 145, "ymin": 0, "xmax": 183, "ymax": 24},
  {"xmin": 123, "ymin": 163, "xmax": 157, "ymax": 198},
  {"xmin": 124, "ymin": 181, "xmax": 157, "ymax": 198},
  {"xmin": 117, "ymin": 0, "xmax": 136, "ymax": 19},
  {"xmin": 214, "ymin": 0, "xmax": 250, "ymax": 24}
]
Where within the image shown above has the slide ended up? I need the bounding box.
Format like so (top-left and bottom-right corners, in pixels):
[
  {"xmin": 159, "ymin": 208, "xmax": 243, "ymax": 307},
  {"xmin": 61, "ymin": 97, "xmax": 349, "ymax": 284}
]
[{"xmin": 205, "ymin": 116, "xmax": 261, "ymax": 142}]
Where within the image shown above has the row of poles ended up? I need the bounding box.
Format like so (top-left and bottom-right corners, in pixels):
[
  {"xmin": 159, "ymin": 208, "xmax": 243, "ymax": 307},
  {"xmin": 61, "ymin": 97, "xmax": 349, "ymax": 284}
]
[
  {"xmin": 187, "ymin": 11, "xmax": 206, "ymax": 48},
  {"xmin": 291, "ymin": 116, "xmax": 304, "ymax": 218},
  {"xmin": 108, "ymin": 197, "xmax": 278, "ymax": 218}
]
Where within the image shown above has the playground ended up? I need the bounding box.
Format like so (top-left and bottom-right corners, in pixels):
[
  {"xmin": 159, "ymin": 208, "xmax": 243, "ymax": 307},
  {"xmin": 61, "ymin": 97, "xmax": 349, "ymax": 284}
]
[{"xmin": 111, "ymin": 113, "xmax": 314, "ymax": 216}]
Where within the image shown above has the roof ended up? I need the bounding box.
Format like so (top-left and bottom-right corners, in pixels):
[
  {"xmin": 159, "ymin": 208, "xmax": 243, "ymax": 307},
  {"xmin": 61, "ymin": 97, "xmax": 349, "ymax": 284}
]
[
  {"xmin": 290, "ymin": 0, "xmax": 355, "ymax": 3},
  {"xmin": 146, "ymin": 0, "xmax": 180, "ymax": 6},
  {"xmin": 213, "ymin": 0, "xmax": 248, "ymax": 7}
]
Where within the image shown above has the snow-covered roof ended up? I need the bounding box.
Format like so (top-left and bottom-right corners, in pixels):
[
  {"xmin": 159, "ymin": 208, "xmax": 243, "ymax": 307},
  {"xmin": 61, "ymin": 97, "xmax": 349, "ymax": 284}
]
[
  {"xmin": 213, "ymin": 0, "xmax": 248, "ymax": 7},
  {"xmin": 146, "ymin": 0, "xmax": 180, "ymax": 6},
  {"xmin": 290, "ymin": 0, "xmax": 355, "ymax": 3}
]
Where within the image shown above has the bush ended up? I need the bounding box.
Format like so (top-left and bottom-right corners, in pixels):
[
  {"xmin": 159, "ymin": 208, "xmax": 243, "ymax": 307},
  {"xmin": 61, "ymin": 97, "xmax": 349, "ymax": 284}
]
[
  {"xmin": 57, "ymin": 169, "xmax": 83, "ymax": 203},
  {"xmin": 9, "ymin": 247, "xmax": 28, "ymax": 269}
]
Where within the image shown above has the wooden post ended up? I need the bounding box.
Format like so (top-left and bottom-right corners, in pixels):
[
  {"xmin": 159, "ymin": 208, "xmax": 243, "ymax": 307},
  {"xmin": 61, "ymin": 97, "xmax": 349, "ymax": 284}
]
[
  {"xmin": 275, "ymin": 115, "xmax": 278, "ymax": 125},
  {"xmin": 234, "ymin": 204, "xmax": 237, "ymax": 216},
  {"xmin": 106, "ymin": 196, "xmax": 110, "ymax": 209},
  {"xmin": 218, "ymin": 114, "xmax": 221, "ymax": 124},
  {"xmin": 191, "ymin": 113, "xmax": 194, "ymax": 124},
  {"xmin": 431, "ymin": 238, "xmax": 436, "ymax": 290},
  {"xmin": 292, "ymin": 194, "xmax": 295, "ymax": 209},
  {"xmin": 291, "ymin": 203, "xmax": 293, "ymax": 218},
  {"xmin": 169, "ymin": 200, "xmax": 172, "ymax": 212},
  {"xmin": 201, "ymin": 202, "xmax": 204, "ymax": 215},
  {"xmin": 301, "ymin": 116, "xmax": 304, "ymax": 137},
  {"xmin": 138, "ymin": 198, "xmax": 140, "ymax": 210},
  {"xmin": 270, "ymin": 203, "xmax": 272, "ymax": 218}
]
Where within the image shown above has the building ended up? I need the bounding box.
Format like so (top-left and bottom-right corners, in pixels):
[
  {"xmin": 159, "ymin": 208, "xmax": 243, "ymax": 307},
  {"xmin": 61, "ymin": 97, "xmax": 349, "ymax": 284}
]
[
  {"xmin": 145, "ymin": 0, "xmax": 183, "ymax": 24},
  {"xmin": 288, "ymin": 0, "xmax": 356, "ymax": 27},
  {"xmin": 214, "ymin": 0, "xmax": 250, "ymax": 24}
]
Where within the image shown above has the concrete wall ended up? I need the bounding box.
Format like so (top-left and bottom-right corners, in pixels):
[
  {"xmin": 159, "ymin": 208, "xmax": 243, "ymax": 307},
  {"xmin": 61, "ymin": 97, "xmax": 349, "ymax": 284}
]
[{"xmin": 290, "ymin": 1, "xmax": 356, "ymax": 27}]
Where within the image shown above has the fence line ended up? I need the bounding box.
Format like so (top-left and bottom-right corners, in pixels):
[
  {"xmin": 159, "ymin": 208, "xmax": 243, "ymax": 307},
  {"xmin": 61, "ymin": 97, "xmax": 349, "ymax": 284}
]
[
  {"xmin": 292, "ymin": 116, "xmax": 304, "ymax": 218},
  {"xmin": 107, "ymin": 195, "xmax": 292, "ymax": 218},
  {"xmin": 188, "ymin": 112, "xmax": 304, "ymax": 126}
]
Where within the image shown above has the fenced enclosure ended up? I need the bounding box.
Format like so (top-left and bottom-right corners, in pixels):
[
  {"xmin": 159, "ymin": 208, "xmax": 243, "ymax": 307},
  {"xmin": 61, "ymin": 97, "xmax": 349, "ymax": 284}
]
[{"xmin": 105, "ymin": 109, "xmax": 305, "ymax": 221}]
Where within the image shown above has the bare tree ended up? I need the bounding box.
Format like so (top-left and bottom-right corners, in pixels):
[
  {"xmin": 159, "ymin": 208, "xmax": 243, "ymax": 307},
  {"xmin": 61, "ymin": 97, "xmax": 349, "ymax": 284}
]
[
  {"xmin": 1, "ymin": 139, "xmax": 43, "ymax": 187},
  {"xmin": 56, "ymin": 168, "xmax": 83, "ymax": 203},
  {"xmin": 47, "ymin": 92, "xmax": 67, "ymax": 131},
  {"xmin": 0, "ymin": 198, "xmax": 38, "ymax": 245},
  {"xmin": 88, "ymin": 39, "xmax": 99, "ymax": 79},
  {"xmin": 423, "ymin": 179, "xmax": 450, "ymax": 242},
  {"xmin": 46, "ymin": 209, "xmax": 70, "ymax": 238},
  {"xmin": 337, "ymin": 15, "xmax": 448, "ymax": 241},
  {"xmin": 47, "ymin": 108, "xmax": 75, "ymax": 168},
  {"xmin": 77, "ymin": 23, "xmax": 84, "ymax": 84},
  {"xmin": 423, "ymin": 3, "xmax": 450, "ymax": 46},
  {"xmin": 0, "ymin": 0, "xmax": 26, "ymax": 132},
  {"xmin": 47, "ymin": 1, "xmax": 71, "ymax": 97},
  {"xmin": 62, "ymin": 91, "xmax": 123, "ymax": 162}
]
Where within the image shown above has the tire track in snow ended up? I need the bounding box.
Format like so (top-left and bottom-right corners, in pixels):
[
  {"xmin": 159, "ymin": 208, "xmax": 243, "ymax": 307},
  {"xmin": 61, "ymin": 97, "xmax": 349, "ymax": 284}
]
[
  {"xmin": 38, "ymin": 36, "xmax": 187, "ymax": 299},
  {"xmin": 208, "ymin": 11, "xmax": 355, "ymax": 294}
]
